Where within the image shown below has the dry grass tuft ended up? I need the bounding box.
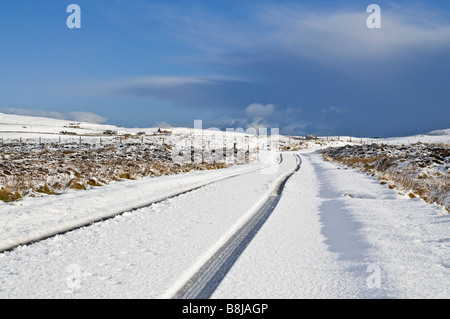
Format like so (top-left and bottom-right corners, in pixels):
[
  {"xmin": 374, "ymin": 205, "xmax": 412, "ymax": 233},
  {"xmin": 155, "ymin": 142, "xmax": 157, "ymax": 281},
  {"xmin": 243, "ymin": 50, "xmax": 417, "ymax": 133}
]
[
  {"xmin": 0, "ymin": 187, "xmax": 22, "ymax": 202},
  {"xmin": 35, "ymin": 183, "xmax": 59, "ymax": 195},
  {"xmin": 69, "ymin": 179, "xmax": 86, "ymax": 191},
  {"xmin": 86, "ymin": 179, "xmax": 102, "ymax": 187}
]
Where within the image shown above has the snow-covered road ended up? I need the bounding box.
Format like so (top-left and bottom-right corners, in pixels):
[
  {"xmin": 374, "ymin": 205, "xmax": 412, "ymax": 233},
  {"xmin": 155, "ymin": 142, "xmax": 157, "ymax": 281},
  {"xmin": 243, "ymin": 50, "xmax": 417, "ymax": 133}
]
[
  {"xmin": 212, "ymin": 151, "xmax": 450, "ymax": 298},
  {"xmin": 0, "ymin": 150, "xmax": 449, "ymax": 298},
  {"xmin": 0, "ymin": 153, "xmax": 296, "ymax": 298}
]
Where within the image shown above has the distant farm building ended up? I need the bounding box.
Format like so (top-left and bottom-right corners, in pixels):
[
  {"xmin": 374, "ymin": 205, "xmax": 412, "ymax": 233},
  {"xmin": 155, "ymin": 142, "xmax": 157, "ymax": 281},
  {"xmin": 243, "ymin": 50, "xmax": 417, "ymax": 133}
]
[
  {"xmin": 157, "ymin": 128, "xmax": 172, "ymax": 136},
  {"xmin": 68, "ymin": 123, "xmax": 81, "ymax": 129},
  {"xmin": 115, "ymin": 130, "xmax": 136, "ymax": 136}
]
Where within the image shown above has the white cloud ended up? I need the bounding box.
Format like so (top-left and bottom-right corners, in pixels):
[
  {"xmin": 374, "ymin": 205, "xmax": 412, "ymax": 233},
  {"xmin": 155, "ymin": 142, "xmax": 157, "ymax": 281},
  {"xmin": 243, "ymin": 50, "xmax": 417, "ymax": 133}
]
[
  {"xmin": 223, "ymin": 103, "xmax": 303, "ymax": 133},
  {"xmin": 321, "ymin": 106, "xmax": 346, "ymax": 115},
  {"xmin": 77, "ymin": 75, "xmax": 247, "ymax": 102},
  {"xmin": 245, "ymin": 103, "xmax": 275, "ymax": 118},
  {"xmin": 155, "ymin": 3, "xmax": 450, "ymax": 64},
  {"xmin": 118, "ymin": 76, "xmax": 212, "ymax": 88},
  {"xmin": 263, "ymin": 8, "xmax": 450, "ymax": 60},
  {"xmin": 247, "ymin": 117, "xmax": 271, "ymax": 130},
  {"xmin": 98, "ymin": 75, "xmax": 245, "ymax": 92}
]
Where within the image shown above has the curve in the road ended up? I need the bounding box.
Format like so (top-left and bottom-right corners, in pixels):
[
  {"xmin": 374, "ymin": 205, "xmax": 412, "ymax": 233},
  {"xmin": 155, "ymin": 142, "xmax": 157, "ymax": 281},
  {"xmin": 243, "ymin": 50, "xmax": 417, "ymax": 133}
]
[{"xmin": 171, "ymin": 153, "xmax": 301, "ymax": 299}]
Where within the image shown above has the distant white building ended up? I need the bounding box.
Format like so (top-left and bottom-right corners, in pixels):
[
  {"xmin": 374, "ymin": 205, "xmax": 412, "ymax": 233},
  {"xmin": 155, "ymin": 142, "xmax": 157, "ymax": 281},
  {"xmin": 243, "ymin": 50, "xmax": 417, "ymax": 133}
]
[{"xmin": 115, "ymin": 130, "xmax": 136, "ymax": 136}]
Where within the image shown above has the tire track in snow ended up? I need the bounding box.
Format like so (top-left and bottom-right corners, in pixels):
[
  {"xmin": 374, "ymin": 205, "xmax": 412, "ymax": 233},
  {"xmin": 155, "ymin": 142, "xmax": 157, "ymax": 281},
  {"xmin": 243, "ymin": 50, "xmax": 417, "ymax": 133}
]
[
  {"xmin": 0, "ymin": 160, "xmax": 275, "ymax": 254},
  {"xmin": 169, "ymin": 154, "xmax": 301, "ymax": 299}
]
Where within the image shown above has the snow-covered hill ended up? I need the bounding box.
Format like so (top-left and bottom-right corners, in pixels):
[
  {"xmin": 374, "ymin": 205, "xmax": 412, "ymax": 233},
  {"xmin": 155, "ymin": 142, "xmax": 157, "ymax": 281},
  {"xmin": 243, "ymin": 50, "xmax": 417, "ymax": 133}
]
[
  {"xmin": 0, "ymin": 112, "xmax": 125, "ymax": 137},
  {"xmin": 426, "ymin": 128, "xmax": 450, "ymax": 137},
  {"xmin": 1, "ymin": 111, "xmax": 449, "ymax": 146}
]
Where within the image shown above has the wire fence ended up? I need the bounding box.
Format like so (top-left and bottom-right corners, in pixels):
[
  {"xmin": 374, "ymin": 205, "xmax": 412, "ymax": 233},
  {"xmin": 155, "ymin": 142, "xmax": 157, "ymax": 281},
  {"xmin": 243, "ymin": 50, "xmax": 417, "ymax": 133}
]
[{"xmin": 0, "ymin": 132, "xmax": 449, "ymax": 151}]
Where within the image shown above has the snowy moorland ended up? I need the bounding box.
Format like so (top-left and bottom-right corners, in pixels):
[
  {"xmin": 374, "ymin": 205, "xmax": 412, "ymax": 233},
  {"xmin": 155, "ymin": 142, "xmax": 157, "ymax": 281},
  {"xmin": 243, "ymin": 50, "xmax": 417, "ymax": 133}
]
[
  {"xmin": 0, "ymin": 112, "xmax": 347, "ymax": 203},
  {"xmin": 1, "ymin": 150, "xmax": 449, "ymax": 299},
  {"xmin": 319, "ymin": 143, "xmax": 450, "ymax": 212},
  {"xmin": 1, "ymin": 112, "xmax": 449, "ymax": 299},
  {"xmin": 0, "ymin": 141, "xmax": 242, "ymax": 203},
  {"xmin": 0, "ymin": 112, "xmax": 264, "ymax": 202}
]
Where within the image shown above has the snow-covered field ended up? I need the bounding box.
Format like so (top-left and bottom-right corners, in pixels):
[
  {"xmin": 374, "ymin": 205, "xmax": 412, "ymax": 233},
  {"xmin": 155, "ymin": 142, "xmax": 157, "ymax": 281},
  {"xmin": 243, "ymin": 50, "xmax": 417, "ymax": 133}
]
[{"xmin": 0, "ymin": 113, "xmax": 449, "ymax": 299}]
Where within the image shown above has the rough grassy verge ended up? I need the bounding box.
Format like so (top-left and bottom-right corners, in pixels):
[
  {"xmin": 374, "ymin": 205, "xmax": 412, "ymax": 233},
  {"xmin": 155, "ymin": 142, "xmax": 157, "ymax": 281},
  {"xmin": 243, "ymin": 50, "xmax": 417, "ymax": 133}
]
[
  {"xmin": 319, "ymin": 143, "xmax": 450, "ymax": 213},
  {"xmin": 0, "ymin": 142, "xmax": 237, "ymax": 203}
]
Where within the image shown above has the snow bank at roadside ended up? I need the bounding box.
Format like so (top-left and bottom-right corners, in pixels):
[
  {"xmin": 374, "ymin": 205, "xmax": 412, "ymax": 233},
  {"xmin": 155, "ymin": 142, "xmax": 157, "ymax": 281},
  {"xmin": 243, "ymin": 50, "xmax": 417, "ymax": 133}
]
[{"xmin": 319, "ymin": 143, "xmax": 450, "ymax": 212}]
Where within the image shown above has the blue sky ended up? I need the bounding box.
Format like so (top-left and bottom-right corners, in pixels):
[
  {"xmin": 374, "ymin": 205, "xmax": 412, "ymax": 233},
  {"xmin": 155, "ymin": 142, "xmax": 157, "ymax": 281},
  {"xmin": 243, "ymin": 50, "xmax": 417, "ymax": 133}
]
[{"xmin": 1, "ymin": 0, "xmax": 449, "ymax": 137}]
